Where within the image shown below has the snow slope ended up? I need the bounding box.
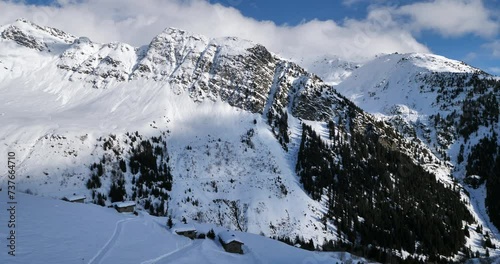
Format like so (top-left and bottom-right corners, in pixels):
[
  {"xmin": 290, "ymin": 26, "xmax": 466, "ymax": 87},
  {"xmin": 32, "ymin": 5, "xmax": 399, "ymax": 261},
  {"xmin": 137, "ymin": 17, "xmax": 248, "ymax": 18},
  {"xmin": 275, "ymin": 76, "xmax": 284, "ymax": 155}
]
[
  {"xmin": 0, "ymin": 74, "xmax": 334, "ymax": 245},
  {"xmin": 334, "ymin": 53, "xmax": 481, "ymax": 116},
  {"xmin": 304, "ymin": 56, "xmax": 360, "ymax": 85},
  {"xmin": 0, "ymin": 193, "xmax": 370, "ymax": 264},
  {"xmin": 333, "ymin": 52, "xmax": 500, "ymax": 256}
]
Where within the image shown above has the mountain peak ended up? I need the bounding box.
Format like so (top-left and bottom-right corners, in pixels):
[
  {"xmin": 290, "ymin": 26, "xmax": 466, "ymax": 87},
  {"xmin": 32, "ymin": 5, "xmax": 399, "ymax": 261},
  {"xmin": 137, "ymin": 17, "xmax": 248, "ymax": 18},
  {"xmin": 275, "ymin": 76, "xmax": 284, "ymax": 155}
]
[
  {"xmin": 15, "ymin": 17, "xmax": 34, "ymax": 25},
  {"xmin": 377, "ymin": 52, "xmax": 482, "ymax": 74},
  {"xmin": 333, "ymin": 51, "xmax": 489, "ymax": 117},
  {"xmin": 162, "ymin": 26, "xmax": 188, "ymax": 35},
  {"xmin": 1, "ymin": 18, "xmax": 76, "ymax": 51},
  {"xmin": 152, "ymin": 26, "xmax": 208, "ymax": 44}
]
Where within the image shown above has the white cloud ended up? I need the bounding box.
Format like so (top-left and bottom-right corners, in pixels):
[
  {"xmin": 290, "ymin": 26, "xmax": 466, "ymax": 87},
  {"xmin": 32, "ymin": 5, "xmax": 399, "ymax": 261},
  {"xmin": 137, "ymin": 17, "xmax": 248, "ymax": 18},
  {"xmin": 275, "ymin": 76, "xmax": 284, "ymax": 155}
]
[
  {"xmin": 395, "ymin": 0, "xmax": 499, "ymax": 37},
  {"xmin": 483, "ymin": 40, "xmax": 500, "ymax": 57},
  {"xmin": 342, "ymin": 0, "xmax": 365, "ymax": 6},
  {"xmin": 0, "ymin": 0, "xmax": 430, "ymax": 64}
]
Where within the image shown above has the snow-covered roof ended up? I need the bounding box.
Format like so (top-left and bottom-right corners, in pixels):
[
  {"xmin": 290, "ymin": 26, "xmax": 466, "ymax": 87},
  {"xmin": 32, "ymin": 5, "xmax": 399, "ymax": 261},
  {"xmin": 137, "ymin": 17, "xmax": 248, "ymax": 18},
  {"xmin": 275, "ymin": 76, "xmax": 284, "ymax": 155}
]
[
  {"xmin": 115, "ymin": 201, "xmax": 136, "ymax": 208},
  {"xmin": 64, "ymin": 195, "xmax": 85, "ymax": 201},
  {"xmin": 172, "ymin": 223, "xmax": 196, "ymax": 233},
  {"xmin": 218, "ymin": 230, "xmax": 243, "ymax": 244}
]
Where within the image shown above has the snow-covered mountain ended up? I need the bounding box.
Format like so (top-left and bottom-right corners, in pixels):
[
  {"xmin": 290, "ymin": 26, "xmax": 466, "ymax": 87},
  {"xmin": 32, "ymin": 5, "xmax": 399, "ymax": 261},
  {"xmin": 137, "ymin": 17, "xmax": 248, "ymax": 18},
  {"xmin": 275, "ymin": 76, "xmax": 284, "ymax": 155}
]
[
  {"xmin": 334, "ymin": 52, "xmax": 500, "ymax": 258},
  {"xmin": 304, "ymin": 56, "xmax": 360, "ymax": 85},
  {"xmin": 0, "ymin": 19, "xmax": 499, "ymax": 262}
]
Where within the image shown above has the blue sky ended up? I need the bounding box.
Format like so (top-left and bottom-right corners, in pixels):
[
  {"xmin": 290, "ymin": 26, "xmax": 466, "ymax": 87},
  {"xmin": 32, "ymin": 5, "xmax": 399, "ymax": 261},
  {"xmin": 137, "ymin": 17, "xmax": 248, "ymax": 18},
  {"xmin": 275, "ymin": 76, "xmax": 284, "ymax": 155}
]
[
  {"xmin": 3, "ymin": 0, "xmax": 500, "ymax": 74},
  {"xmin": 208, "ymin": 0, "xmax": 500, "ymax": 74}
]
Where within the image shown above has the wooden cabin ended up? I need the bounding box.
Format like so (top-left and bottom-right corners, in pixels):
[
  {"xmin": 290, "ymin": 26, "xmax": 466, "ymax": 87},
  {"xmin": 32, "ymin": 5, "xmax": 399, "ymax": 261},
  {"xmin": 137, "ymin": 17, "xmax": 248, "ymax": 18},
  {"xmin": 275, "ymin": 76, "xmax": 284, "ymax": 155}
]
[
  {"xmin": 114, "ymin": 201, "xmax": 136, "ymax": 213},
  {"xmin": 171, "ymin": 223, "xmax": 197, "ymax": 239},
  {"xmin": 62, "ymin": 195, "xmax": 85, "ymax": 203},
  {"xmin": 218, "ymin": 230, "xmax": 244, "ymax": 254}
]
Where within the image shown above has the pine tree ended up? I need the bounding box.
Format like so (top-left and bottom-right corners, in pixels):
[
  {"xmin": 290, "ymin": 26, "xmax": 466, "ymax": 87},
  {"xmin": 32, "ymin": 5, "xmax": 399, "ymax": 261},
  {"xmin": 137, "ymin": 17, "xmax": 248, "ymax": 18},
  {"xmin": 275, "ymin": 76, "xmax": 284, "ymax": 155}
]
[
  {"xmin": 167, "ymin": 216, "xmax": 173, "ymax": 229},
  {"xmin": 119, "ymin": 159, "xmax": 127, "ymax": 172},
  {"xmin": 207, "ymin": 229, "xmax": 215, "ymax": 240}
]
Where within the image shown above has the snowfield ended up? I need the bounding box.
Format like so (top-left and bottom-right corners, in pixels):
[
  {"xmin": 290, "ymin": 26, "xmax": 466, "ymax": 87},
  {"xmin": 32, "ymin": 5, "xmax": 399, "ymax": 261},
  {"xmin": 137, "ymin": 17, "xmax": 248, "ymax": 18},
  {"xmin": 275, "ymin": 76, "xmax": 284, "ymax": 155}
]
[
  {"xmin": 0, "ymin": 193, "xmax": 370, "ymax": 264},
  {"xmin": 0, "ymin": 73, "xmax": 336, "ymax": 245}
]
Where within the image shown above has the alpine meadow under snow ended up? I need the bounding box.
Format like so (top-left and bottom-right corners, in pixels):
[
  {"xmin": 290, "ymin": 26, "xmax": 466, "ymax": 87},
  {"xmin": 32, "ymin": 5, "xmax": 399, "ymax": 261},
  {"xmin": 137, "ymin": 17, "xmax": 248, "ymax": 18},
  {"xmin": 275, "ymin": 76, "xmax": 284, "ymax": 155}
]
[{"xmin": 0, "ymin": 18, "xmax": 499, "ymax": 263}]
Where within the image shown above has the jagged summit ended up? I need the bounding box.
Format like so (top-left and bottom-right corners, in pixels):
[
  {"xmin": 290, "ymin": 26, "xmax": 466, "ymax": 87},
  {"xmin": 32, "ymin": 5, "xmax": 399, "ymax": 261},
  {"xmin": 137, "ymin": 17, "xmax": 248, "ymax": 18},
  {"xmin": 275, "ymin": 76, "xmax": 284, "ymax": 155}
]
[
  {"xmin": 0, "ymin": 19, "xmax": 264, "ymax": 57},
  {"xmin": 0, "ymin": 18, "xmax": 76, "ymax": 51},
  {"xmin": 162, "ymin": 26, "xmax": 191, "ymax": 35},
  {"xmin": 0, "ymin": 19, "xmax": 279, "ymax": 98},
  {"xmin": 0, "ymin": 19, "xmax": 331, "ymax": 118},
  {"xmin": 151, "ymin": 26, "xmax": 209, "ymax": 46}
]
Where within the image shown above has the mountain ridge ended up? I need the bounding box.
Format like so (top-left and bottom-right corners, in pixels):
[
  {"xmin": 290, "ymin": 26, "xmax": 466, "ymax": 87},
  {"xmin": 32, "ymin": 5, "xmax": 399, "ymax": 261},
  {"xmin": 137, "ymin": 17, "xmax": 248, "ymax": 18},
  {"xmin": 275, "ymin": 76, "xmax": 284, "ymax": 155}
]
[
  {"xmin": 1, "ymin": 19, "xmax": 499, "ymax": 262},
  {"xmin": 334, "ymin": 51, "xmax": 500, "ymax": 253}
]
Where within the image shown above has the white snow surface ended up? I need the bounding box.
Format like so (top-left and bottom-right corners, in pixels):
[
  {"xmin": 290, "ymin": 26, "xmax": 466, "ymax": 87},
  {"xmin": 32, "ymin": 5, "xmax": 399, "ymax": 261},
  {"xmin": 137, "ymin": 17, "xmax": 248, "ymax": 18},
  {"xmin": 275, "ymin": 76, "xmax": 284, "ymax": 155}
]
[
  {"xmin": 65, "ymin": 194, "xmax": 86, "ymax": 201},
  {"xmin": 305, "ymin": 56, "xmax": 360, "ymax": 85},
  {"xmin": 115, "ymin": 201, "xmax": 136, "ymax": 208},
  {"xmin": 0, "ymin": 193, "xmax": 371, "ymax": 264},
  {"xmin": 334, "ymin": 53, "xmax": 481, "ymax": 115},
  {"xmin": 172, "ymin": 223, "xmax": 196, "ymax": 233}
]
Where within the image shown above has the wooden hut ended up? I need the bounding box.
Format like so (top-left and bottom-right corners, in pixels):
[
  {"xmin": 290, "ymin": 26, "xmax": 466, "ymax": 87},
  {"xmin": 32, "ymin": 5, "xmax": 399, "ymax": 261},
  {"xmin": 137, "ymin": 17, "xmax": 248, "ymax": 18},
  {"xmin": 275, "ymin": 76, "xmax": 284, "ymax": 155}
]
[
  {"xmin": 114, "ymin": 201, "xmax": 136, "ymax": 213},
  {"xmin": 62, "ymin": 195, "xmax": 85, "ymax": 203},
  {"xmin": 218, "ymin": 230, "xmax": 244, "ymax": 254},
  {"xmin": 171, "ymin": 223, "xmax": 197, "ymax": 239}
]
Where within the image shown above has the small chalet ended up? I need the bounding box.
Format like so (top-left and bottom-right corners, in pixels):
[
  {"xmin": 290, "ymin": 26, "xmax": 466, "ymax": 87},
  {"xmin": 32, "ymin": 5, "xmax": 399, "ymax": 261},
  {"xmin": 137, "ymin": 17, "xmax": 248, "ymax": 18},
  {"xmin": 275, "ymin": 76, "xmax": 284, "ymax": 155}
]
[
  {"xmin": 171, "ymin": 223, "xmax": 197, "ymax": 239},
  {"xmin": 218, "ymin": 230, "xmax": 244, "ymax": 254},
  {"xmin": 114, "ymin": 201, "xmax": 136, "ymax": 213},
  {"xmin": 62, "ymin": 195, "xmax": 85, "ymax": 203}
]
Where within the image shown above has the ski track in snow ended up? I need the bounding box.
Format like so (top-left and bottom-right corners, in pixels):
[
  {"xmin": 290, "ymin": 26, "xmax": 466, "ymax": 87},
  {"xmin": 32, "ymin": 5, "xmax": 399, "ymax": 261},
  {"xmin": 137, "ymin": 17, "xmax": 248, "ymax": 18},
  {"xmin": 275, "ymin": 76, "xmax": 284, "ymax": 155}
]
[
  {"xmin": 0, "ymin": 193, "xmax": 370, "ymax": 263},
  {"xmin": 88, "ymin": 217, "xmax": 138, "ymax": 264},
  {"xmin": 140, "ymin": 240, "xmax": 194, "ymax": 264}
]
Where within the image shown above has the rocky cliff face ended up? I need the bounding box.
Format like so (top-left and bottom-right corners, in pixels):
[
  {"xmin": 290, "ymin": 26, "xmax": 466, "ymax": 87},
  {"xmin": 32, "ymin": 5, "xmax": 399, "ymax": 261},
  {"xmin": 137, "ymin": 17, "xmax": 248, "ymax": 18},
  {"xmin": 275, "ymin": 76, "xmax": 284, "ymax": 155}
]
[
  {"xmin": 1, "ymin": 18, "xmax": 75, "ymax": 51},
  {"xmin": 2, "ymin": 19, "xmax": 350, "ymax": 121}
]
